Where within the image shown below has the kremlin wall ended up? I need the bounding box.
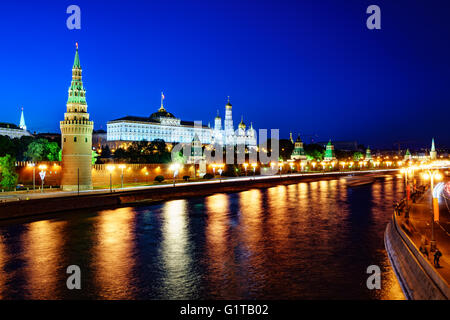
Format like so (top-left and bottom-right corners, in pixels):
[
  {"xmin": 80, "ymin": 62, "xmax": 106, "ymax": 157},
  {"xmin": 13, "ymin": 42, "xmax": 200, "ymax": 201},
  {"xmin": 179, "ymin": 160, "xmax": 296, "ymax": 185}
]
[{"xmin": 14, "ymin": 162, "xmax": 204, "ymax": 189}]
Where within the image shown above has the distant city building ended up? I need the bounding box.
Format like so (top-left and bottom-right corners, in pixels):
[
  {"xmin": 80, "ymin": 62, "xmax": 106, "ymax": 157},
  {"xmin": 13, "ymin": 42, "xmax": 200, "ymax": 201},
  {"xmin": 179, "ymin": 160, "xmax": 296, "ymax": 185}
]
[
  {"xmin": 404, "ymin": 148, "xmax": 412, "ymax": 161},
  {"xmin": 93, "ymin": 129, "xmax": 107, "ymax": 151},
  {"xmin": 107, "ymin": 95, "xmax": 257, "ymax": 149},
  {"xmin": 0, "ymin": 122, "xmax": 32, "ymax": 139},
  {"xmin": 324, "ymin": 140, "xmax": 336, "ymax": 161},
  {"xmin": 365, "ymin": 146, "xmax": 372, "ymax": 161},
  {"xmin": 430, "ymin": 138, "xmax": 437, "ymax": 160},
  {"xmin": 0, "ymin": 108, "xmax": 31, "ymax": 139},
  {"xmin": 60, "ymin": 43, "xmax": 94, "ymax": 191},
  {"xmin": 290, "ymin": 134, "xmax": 307, "ymax": 161}
]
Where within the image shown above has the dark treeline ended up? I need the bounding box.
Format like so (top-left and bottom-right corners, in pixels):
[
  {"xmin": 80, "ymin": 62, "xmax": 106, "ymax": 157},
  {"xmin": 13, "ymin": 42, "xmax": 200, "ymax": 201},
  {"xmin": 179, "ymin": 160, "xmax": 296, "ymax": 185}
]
[
  {"xmin": 0, "ymin": 135, "xmax": 60, "ymax": 162},
  {"xmin": 112, "ymin": 139, "xmax": 172, "ymax": 164}
]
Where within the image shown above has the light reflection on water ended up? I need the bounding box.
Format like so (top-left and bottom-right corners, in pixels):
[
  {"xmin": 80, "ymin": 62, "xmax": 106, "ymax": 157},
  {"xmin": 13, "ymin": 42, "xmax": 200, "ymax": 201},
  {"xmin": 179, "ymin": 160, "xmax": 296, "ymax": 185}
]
[{"xmin": 0, "ymin": 175, "xmax": 405, "ymax": 299}]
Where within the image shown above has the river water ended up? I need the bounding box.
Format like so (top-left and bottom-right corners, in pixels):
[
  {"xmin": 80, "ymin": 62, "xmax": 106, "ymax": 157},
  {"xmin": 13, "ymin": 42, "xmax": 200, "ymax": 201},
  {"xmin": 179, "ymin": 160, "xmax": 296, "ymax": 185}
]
[{"xmin": 0, "ymin": 174, "xmax": 405, "ymax": 299}]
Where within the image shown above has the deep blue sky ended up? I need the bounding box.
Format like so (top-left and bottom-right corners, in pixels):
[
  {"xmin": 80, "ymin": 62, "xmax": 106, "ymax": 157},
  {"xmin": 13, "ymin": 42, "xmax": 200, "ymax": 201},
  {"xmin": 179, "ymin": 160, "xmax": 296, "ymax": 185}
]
[{"xmin": 1, "ymin": 0, "xmax": 449, "ymax": 149}]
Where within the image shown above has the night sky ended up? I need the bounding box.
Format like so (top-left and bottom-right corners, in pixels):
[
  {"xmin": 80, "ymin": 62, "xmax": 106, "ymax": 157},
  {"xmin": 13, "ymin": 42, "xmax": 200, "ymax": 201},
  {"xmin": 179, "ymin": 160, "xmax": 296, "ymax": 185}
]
[{"xmin": 1, "ymin": 0, "xmax": 449, "ymax": 149}]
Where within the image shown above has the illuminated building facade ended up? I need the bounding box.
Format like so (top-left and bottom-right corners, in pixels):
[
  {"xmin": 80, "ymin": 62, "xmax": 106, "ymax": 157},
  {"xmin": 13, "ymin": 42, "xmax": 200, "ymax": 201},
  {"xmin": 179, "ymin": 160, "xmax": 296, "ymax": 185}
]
[
  {"xmin": 430, "ymin": 138, "xmax": 437, "ymax": 160},
  {"xmin": 324, "ymin": 140, "xmax": 336, "ymax": 161},
  {"xmin": 0, "ymin": 108, "xmax": 31, "ymax": 139},
  {"xmin": 290, "ymin": 134, "xmax": 307, "ymax": 161},
  {"xmin": 107, "ymin": 96, "xmax": 257, "ymax": 149}
]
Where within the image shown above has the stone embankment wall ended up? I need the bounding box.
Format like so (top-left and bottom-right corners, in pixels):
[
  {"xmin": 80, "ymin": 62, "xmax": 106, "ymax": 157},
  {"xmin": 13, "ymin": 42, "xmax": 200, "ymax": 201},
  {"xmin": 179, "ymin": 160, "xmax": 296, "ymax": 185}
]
[{"xmin": 385, "ymin": 215, "xmax": 450, "ymax": 300}]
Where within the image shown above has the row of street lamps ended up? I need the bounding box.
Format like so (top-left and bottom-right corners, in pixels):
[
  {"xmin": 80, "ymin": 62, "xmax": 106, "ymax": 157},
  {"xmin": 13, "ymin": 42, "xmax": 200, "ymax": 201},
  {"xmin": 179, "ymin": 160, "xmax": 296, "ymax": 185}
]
[{"xmin": 400, "ymin": 164, "xmax": 444, "ymax": 251}]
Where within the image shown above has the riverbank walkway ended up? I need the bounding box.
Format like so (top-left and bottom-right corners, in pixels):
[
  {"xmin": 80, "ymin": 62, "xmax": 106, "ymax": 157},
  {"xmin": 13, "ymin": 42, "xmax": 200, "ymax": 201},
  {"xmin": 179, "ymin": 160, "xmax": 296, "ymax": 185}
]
[
  {"xmin": 0, "ymin": 168, "xmax": 398, "ymax": 203},
  {"xmin": 397, "ymin": 180, "xmax": 450, "ymax": 286}
]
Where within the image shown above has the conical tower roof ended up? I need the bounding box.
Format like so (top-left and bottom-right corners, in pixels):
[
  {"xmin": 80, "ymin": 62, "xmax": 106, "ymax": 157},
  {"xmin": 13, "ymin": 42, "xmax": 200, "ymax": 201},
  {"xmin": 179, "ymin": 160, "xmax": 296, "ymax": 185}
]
[
  {"xmin": 192, "ymin": 133, "xmax": 200, "ymax": 142},
  {"xmin": 19, "ymin": 107, "xmax": 26, "ymax": 130},
  {"xmin": 431, "ymin": 138, "xmax": 436, "ymax": 152},
  {"xmin": 67, "ymin": 43, "xmax": 87, "ymax": 105}
]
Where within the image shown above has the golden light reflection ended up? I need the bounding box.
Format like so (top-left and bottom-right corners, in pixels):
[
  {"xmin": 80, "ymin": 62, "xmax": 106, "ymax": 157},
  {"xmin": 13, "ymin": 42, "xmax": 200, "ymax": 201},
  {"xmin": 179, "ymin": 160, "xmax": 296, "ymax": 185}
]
[
  {"xmin": 267, "ymin": 185, "xmax": 289, "ymax": 242},
  {"xmin": 23, "ymin": 220, "xmax": 65, "ymax": 299},
  {"xmin": 205, "ymin": 194, "xmax": 237, "ymax": 297},
  {"xmin": 238, "ymin": 189, "xmax": 267, "ymax": 285},
  {"xmin": 161, "ymin": 199, "xmax": 194, "ymax": 298},
  {"xmin": 93, "ymin": 207, "xmax": 136, "ymax": 299}
]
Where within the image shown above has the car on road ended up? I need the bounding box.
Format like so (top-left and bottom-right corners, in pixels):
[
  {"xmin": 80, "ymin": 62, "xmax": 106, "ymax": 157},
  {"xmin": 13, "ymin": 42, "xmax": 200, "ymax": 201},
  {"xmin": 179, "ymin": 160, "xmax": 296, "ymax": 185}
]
[{"xmin": 16, "ymin": 184, "xmax": 26, "ymax": 191}]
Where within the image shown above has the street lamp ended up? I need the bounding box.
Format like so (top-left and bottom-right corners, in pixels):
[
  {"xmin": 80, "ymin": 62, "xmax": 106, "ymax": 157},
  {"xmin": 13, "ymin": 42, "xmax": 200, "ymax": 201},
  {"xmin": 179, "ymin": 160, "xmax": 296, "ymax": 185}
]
[
  {"xmin": 270, "ymin": 161, "xmax": 275, "ymax": 173},
  {"xmin": 278, "ymin": 161, "xmax": 283, "ymax": 177},
  {"xmin": 169, "ymin": 163, "xmax": 181, "ymax": 187},
  {"xmin": 243, "ymin": 163, "xmax": 248, "ymax": 176},
  {"xmin": 218, "ymin": 165, "xmax": 224, "ymax": 183},
  {"xmin": 38, "ymin": 164, "xmax": 47, "ymax": 193},
  {"xmin": 422, "ymin": 168, "xmax": 443, "ymax": 251},
  {"xmin": 340, "ymin": 162, "xmax": 346, "ymax": 170},
  {"xmin": 27, "ymin": 163, "xmax": 36, "ymax": 191},
  {"xmin": 118, "ymin": 164, "xmax": 126, "ymax": 188},
  {"xmin": 311, "ymin": 161, "xmax": 316, "ymax": 171},
  {"xmin": 251, "ymin": 163, "xmax": 257, "ymax": 180},
  {"xmin": 106, "ymin": 165, "xmax": 115, "ymax": 192},
  {"xmin": 400, "ymin": 167, "xmax": 416, "ymax": 213}
]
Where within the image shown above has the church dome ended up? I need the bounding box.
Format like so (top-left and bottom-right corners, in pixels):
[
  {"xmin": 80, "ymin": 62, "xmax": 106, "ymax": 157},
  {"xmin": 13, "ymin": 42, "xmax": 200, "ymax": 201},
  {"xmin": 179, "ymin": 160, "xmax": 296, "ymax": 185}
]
[
  {"xmin": 150, "ymin": 107, "xmax": 175, "ymax": 119},
  {"xmin": 238, "ymin": 118, "xmax": 246, "ymax": 129}
]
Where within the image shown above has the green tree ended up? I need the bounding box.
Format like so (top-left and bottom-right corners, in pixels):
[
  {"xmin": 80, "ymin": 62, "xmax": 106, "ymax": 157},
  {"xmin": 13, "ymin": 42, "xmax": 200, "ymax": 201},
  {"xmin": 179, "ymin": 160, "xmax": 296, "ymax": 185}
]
[
  {"xmin": 353, "ymin": 152, "xmax": 364, "ymax": 161},
  {"xmin": 24, "ymin": 139, "xmax": 61, "ymax": 161},
  {"xmin": 304, "ymin": 144, "xmax": 325, "ymax": 161},
  {"xmin": 92, "ymin": 150, "xmax": 99, "ymax": 165},
  {"xmin": 46, "ymin": 142, "xmax": 60, "ymax": 161},
  {"xmin": 0, "ymin": 154, "xmax": 18, "ymax": 191}
]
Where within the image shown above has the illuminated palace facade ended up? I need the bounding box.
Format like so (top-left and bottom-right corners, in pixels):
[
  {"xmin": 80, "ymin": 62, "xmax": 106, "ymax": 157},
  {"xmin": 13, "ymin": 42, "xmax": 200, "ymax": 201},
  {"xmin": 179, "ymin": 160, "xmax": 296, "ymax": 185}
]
[{"xmin": 107, "ymin": 95, "xmax": 257, "ymax": 148}]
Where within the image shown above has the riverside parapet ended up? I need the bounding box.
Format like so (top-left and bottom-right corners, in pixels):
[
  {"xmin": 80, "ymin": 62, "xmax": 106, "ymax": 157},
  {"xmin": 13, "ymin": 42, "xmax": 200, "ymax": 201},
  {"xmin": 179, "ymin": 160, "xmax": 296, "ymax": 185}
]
[
  {"xmin": 385, "ymin": 213, "xmax": 450, "ymax": 299},
  {"xmin": 0, "ymin": 170, "xmax": 394, "ymax": 221}
]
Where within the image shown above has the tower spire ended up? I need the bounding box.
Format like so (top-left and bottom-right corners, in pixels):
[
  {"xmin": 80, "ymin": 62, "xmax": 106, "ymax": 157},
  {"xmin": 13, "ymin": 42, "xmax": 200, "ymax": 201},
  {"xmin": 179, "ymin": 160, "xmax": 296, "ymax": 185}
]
[
  {"xmin": 19, "ymin": 106, "xmax": 26, "ymax": 130},
  {"xmin": 430, "ymin": 138, "xmax": 437, "ymax": 160},
  {"xmin": 73, "ymin": 42, "xmax": 81, "ymax": 69}
]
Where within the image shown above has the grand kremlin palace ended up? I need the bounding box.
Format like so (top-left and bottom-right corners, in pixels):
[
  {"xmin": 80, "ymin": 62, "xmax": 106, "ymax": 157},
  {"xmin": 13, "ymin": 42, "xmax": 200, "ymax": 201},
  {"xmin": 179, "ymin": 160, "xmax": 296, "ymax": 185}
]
[{"xmin": 107, "ymin": 96, "xmax": 257, "ymax": 148}]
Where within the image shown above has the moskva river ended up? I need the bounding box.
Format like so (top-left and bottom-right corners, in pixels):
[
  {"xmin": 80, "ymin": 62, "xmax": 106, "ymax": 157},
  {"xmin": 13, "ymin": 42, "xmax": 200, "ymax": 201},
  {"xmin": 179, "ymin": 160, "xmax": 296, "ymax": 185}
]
[{"xmin": 0, "ymin": 174, "xmax": 405, "ymax": 299}]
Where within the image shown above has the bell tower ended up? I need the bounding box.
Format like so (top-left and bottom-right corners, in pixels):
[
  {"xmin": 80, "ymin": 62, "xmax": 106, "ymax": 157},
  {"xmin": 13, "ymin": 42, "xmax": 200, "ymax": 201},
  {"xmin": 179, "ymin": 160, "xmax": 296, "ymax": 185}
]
[{"xmin": 60, "ymin": 43, "xmax": 94, "ymax": 191}]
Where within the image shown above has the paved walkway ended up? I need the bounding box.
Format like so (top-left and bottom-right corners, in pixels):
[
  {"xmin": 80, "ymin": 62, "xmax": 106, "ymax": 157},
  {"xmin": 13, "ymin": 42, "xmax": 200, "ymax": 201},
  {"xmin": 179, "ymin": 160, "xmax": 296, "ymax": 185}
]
[{"xmin": 400, "ymin": 181, "xmax": 450, "ymax": 284}]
